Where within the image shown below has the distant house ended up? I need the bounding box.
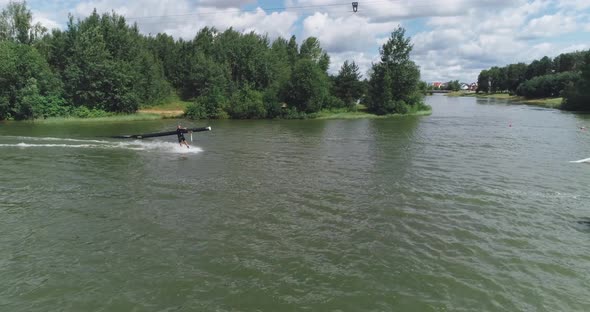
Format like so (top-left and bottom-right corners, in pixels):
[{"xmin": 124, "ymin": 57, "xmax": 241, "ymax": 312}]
[
  {"xmin": 460, "ymin": 83, "xmax": 469, "ymax": 90},
  {"xmin": 432, "ymin": 82, "xmax": 443, "ymax": 89},
  {"xmin": 469, "ymin": 82, "xmax": 478, "ymax": 91}
]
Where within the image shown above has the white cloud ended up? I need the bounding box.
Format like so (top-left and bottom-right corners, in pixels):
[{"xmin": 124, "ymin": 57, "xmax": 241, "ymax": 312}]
[
  {"xmin": 292, "ymin": 0, "xmax": 556, "ymax": 82},
  {"xmin": 557, "ymin": 0, "xmax": 590, "ymax": 10},
  {"xmin": 426, "ymin": 16, "xmax": 465, "ymax": 27},
  {"xmin": 290, "ymin": 0, "xmax": 518, "ymax": 22},
  {"xmin": 32, "ymin": 11, "xmax": 62, "ymax": 31},
  {"xmin": 581, "ymin": 13, "xmax": 590, "ymax": 32},
  {"xmin": 75, "ymin": 0, "xmax": 193, "ymax": 19},
  {"xmin": 302, "ymin": 12, "xmax": 398, "ymax": 53},
  {"xmin": 477, "ymin": 0, "xmax": 548, "ymax": 33},
  {"xmin": 73, "ymin": 0, "xmax": 297, "ymax": 40},
  {"xmin": 557, "ymin": 43, "xmax": 590, "ymax": 54},
  {"xmin": 203, "ymin": 8, "xmax": 298, "ymax": 39},
  {"xmin": 521, "ymin": 13, "xmax": 578, "ymax": 38},
  {"xmin": 412, "ymin": 29, "xmax": 464, "ymax": 55},
  {"xmin": 81, "ymin": 0, "xmax": 261, "ymax": 15},
  {"xmin": 404, "ymin": 0, "xmax": 587, "ymax": 82},
  {"xmin": 328, "ymin": 51, "xmax": 378, "ymax": 78},
  {"xmin": 198, "ymin": 0, "xmax": 255, "ymax": 9}
]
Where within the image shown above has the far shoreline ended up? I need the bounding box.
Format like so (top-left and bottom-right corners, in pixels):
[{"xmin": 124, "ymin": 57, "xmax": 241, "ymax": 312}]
[
  {"xmin": 10, "ymin": 107, "xmax": 432, "ymax": 123},
  {"xmin": 445, "ymin": 91, "xmax": 562, "ymax": 109}
]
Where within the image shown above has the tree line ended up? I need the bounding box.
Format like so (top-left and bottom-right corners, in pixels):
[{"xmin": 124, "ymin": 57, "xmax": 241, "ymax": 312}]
[
  {"xmin": 476, "ymin": 50, "xmax": 590, "ymax": 110},
  {"xmin": 0, "ymin": 1, "xmax": 427, "ymax": 120}
]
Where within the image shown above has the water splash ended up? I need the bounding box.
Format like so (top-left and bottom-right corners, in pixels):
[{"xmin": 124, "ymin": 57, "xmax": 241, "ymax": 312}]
[
  {"xmin": 125, "ymin": 140, "xmax": 203, "ymax": 154},
  {"xmin": 0, "ymin": 137, "xmax": 203, "ymax": 154},
  {"xmin": 569, "ymin": 157, "xmax": 590, "ymax": 164},
  {"xmin": 11, "ymin": 136, "xmax": 111, "ymax": 143}
]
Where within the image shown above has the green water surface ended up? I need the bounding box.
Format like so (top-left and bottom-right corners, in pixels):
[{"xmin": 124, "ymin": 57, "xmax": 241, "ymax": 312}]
[{"xmin": 1, "ymin": 95, "xmax": 590, "ymax": 311}]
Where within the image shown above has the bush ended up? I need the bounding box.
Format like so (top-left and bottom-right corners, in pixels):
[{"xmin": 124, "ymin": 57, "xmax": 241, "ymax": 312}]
[
  {"xmin": 394, "ymin": 101, "xmax": 409, "ymax": 114},
  {"xmin": 69, "ymin": 106, "xmax": 111, "ymax": 118},
  {"xmin": 281, "ymin": 107, "xmax": 308, "ymax": 119},
  {"xmin": 562, "ymin": 81, "xmax": 590, "ymax": 111},
  {"xmin": 37, "ymin": 95, "xmax": 68, "ymax": 118},
  {"xmin": 227, "ymin": 86, "xmax": 266, "ymax": 119},
  {"xmin": 324, "ymin": 95, "xmax": 346, "ymax": 109},
  {"xmin": 0, "ymin": 42, "xmax": 64, "ymax": 120},
  {"xmin": 418, "ymin": 103, "xmax": 432, "ymax": 112},
  {"xmin": 263, "ymin": 86, "xmax": 283, "ymax": 118},
  {"xmin": 285, "ymin": 59, "xmax": 330, "ymax": 113},
  {"xmin": 184, "ymin": 102, "xmax": 208, "ymax": 119},
  {"xmin": 186, "ymin": 88, "xmax": 229, "ymax": 119}
]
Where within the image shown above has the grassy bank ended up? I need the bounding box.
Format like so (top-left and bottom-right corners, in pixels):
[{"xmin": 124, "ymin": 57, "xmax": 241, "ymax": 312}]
[
  {"xmin": 38, "ymin": 98, "xmax": 189, "ymax": 122},
  {"xmin": 446, "ymin": 91, "xmax": 511, "ymax": 98},
  {"xmin": 444, "ymin": 91, "xmax": 562, "ymax": 109},
  {"xmin": 32, "ymin": 113, "xmax": 164, "ymax": 123},
  {"xmin": 517, "ymin": 97, "xmax": 563, "ymax": 108},
  {"xmin": 142, "ymin": 99, "xmax": 192, "ymax": 111},
  {"xmin": 25, "ymin": 101, "xmax": 432, "ymax": 122},
  {"xmin": 314, "ymin": 105, "xmax": 432, "ymax": 120},
  {"xmin": 138, "ymin": 98, "xmax": 191, "ymax": 117},
  {"xmin": 139, "ymin": 101, "xmax": 432, "ymax": 120}
]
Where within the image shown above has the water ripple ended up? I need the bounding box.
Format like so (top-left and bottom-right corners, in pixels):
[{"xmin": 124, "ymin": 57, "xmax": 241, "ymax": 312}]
[{"xmin": 1, "ymin": 100, "xmax": 590, "ymax": 311}]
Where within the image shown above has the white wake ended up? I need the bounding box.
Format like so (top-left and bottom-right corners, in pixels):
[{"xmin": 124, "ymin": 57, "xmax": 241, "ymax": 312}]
[
  {"xmin": 0, "ymin": 137, "xmax": 203, "ymax": 154},
  {"xmin": 569, "ymin": 157, "xmax": 590, "ymax": 164}
]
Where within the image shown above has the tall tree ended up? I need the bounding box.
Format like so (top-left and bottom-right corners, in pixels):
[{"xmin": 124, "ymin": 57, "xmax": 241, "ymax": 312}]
[
  {"xmin": 284, "ymin": 58, "xmax": 329, "ymax": 113},
  {"xmin": 333, "ymin": 60, "xmax": 363, "ymax": 108},
  {"xmin": 0, "ymin": 41, "xmax": 62, "ymax": 119},
  {"xmin": 477, "ymin": 69, "xmax": 490, "ymax": 93},
  {"xmin": 554, "ymin": 53, "xmax": 575, "ymax": 73},
  {"xmin": 286, "ymin": 35, "xmax": 298, "ymax": 66},
  {"xmin": 526, "ymin": 57, "xmax": 552, "ymax": 80},
  {"xmin": 506, "ymin": 63, "xmax": 527, "ymax": 92},
  {"xmin": 299, "ymin": 36, "xmax": 330, "ymax": 72},
  {"xmin": 367, "ymin": 26, "xmax": 423, "ymax": 115},
  {"xmin": 487, "ymin": 66, "xmax": 502, "ymax": 92},
  {"xmin": 0, "ymin": 1, "xmax": 46, "ymax": 44},
  {"xmin": 147, "ymin": 33, "xmax": 181, "ymax": 87}
]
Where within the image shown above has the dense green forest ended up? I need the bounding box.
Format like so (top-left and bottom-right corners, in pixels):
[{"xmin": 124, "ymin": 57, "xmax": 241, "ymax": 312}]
[
  {"xmin": 476, "ymin": 50, "xmax": 590, "ymax": 110},
  {"xmin": 0, "ymin": 1, "xmax": 427, "ymax": 120}
]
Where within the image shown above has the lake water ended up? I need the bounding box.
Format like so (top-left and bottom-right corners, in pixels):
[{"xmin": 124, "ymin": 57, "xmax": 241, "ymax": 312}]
[{"xmin": 1, "ymin": 95, "xmax": 590, "ymax": 311}]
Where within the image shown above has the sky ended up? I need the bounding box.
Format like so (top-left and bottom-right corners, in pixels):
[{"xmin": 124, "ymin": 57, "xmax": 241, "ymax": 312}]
[{"xmin": 9, "ymin": 0, "xmax": 590, "ymax": 82}]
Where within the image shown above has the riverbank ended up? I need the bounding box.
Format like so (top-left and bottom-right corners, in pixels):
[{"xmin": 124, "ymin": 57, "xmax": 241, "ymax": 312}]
[
  {"xmin": 137, "ymin": 109, "xmax": 184, "ymax": 118},
  {"xmin": 314, "ymin": 107, "xmax": 432, "ymax": 119},
  {"xmin": 28, "ymin": 113, "xmax": 164, "ymax": 123},
  {"xmin": 138, "ymin": 99, "xmax": 190, "ymax": 118},
  {"xmin": 445, "ymin": 91, "xmax": 563, "ymax": 109},
  {"xmin": 25, "ymin": 103, "xmax": 431, "ymax": 122}
]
